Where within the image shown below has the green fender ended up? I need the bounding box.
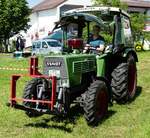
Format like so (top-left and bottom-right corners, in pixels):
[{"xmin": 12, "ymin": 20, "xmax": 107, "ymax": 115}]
[{"xmin": 96, "ymin": 54, "xmax": 107, "ymax": 77}]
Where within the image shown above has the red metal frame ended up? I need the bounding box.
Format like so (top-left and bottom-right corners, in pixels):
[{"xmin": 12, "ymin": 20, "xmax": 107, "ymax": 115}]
[
  {"xmin": 10, "ymin": 57, "xmax": 57, "ymax": 111},
  {"xmin": 29, "ymin": 57, "xmax": 41, "ymax": 75}
]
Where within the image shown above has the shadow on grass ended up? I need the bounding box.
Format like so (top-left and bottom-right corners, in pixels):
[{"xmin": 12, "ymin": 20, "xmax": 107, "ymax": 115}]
[
  {"xmin": 24, "ymin": 105, "xmax": 83, "ymax": 133},
  {"xmin": 24, "ymin": 105, "xmax": 116, "ymax": 131},
  {"xmin": 116, "ymin": 86, "xmax": 142, "ymax": 105},
  {"xmin": 92, "ymin": 110, "xmax": 116, "ymax": 127},
  {"xmin": 25, "ymin": 122, "xmax": 73, "ymax": 132},
  {"xmin": 129, "ymin": 86, "xmax": 142, "ymax": 103}
]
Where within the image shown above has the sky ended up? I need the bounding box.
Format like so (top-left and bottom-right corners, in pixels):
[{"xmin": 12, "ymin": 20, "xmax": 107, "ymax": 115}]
[{"xmin": 27, "ymin": 0, "xmax": 43, "ymax": 7}]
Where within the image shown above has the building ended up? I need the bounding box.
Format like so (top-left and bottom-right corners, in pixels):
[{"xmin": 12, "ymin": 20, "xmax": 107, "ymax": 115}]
[
  {"xmin": 25, "ymin": 0, "xmax": 150, "ymax": 47},
  {"xmin": 25, "ymin": 0, "xmax": 92, "ymax": 46}
]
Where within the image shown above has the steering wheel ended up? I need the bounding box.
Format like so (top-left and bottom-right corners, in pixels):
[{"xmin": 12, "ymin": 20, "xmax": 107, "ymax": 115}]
[{"xmin": 84, "ymin": 46, "xmax": 102, "ymax": 55}]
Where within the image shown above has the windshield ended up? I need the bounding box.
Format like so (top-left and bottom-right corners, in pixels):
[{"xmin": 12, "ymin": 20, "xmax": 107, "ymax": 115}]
[{"xmin": 47, "ymin": 41, "xmax": 62, "ymax": 47}]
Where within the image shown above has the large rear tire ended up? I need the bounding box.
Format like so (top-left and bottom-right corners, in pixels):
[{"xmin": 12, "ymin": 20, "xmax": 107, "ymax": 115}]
[
  {"xmin": 23, "ymin": 78, "xmax": 50, "ymax": 117},
  {"xmin": 111, "ymin": 55, "xmax": 137, "ymax": 103},
  {"xmin": 84, "ymin": 80, "xmax": 109, "ymax": 126}
]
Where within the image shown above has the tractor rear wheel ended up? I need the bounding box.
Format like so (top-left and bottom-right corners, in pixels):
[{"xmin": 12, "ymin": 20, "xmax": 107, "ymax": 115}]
[
  {"xmin": 23, "ymin": 78, "xmax": 50, "ymax": 117},
  {"xmin": 84, "ymin": 80, "xmax": 109, "ymax": 126},
  {"xmin": 111, "ymin": 55, "xmax": 137, "ymax": 103}
]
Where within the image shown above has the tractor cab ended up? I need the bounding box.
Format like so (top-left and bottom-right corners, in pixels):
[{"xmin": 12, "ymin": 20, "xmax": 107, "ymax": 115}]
[
  {"xmin": 64, "ymin": 7, "xmax": 135, "ymax": 54},
  {"xmin": 52, "ymin": 12, "xmax": 107, "ymax": 53}
]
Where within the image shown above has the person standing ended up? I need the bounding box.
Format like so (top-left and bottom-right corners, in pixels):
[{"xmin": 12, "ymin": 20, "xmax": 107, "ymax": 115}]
[{"xmin": 16, "ymin": 35, "xmax": 24, "ymax": 51}]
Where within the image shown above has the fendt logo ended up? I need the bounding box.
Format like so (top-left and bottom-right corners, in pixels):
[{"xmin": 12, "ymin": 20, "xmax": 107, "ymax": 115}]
[{"xmin": 46, "ymin": 61, "xmax": 62, "ymax": 67}]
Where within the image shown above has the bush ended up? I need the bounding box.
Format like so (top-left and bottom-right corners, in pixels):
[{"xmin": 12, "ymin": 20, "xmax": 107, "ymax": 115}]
[
  {"xmin": 0, "ymin": 41, "xmax": 4, "ymax": 53},
  {"xmin": 144, "ymin": 32, "xmax": 150, "ymax": 41},
  {"xmin": 9, "ymin": 40, "xmax": 16, "ymax": 52}
]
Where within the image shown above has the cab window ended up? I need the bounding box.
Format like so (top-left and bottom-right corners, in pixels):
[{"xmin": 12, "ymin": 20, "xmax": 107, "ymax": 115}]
[
  {"xmin": 47, "ymin": 41, "xmax": 61, "ymax": 47},
  {"xmin": 122, "ymin": 16, "xmax": 133, "ymax": 46}
]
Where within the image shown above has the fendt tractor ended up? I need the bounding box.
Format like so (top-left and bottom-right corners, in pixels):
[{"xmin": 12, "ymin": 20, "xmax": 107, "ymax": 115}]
[{"xmin": 8, "ymin": 7, "xmax": 138, "ymax": 126}]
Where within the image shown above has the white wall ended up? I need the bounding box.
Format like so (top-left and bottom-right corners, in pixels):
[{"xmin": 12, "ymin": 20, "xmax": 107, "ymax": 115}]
[
  {"xmin": 24, "ymin": 8, "xmax": 59, "ymax": 47},
  {"xmin": 38, "ymin": 8, "xmax": 58, "ymax": 33},
  {"xmin": 25, "ymin": 12, "xmax": 39, "ymax": 47},
  {"xmin": 29, "ymin": 12, "xmax": 38, "ymax": 33}
]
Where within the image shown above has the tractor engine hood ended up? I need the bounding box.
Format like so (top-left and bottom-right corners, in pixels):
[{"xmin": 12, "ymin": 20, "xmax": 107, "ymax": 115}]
[{"xmin": 43, "ymin": 56, "xmax": 68, "ymax": 79}]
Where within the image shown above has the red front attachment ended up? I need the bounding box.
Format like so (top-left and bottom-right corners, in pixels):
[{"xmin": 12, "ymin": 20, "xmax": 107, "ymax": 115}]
[
  {"xmin": 29, "ymin": 57, "xmax": 40, "ymax": 75},
  {"xmin": 10, "ymin": 57, "xmax": 57, "ymax": 111}
]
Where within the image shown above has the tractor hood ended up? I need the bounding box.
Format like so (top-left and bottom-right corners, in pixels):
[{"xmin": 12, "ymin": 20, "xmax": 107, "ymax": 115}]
[{"xmin": 43, "ymin": 54, "xmax": 96, "ymax": 87}]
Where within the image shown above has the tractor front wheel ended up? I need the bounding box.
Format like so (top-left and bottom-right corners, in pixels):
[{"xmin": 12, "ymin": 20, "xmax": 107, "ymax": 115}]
[
  {"xmin": 84, "ymin": 80, "xmax": 109, "ymax": 126},
  {"xmin": 23, "ymin": 78, "xmax": 50, "ymax": 117}
]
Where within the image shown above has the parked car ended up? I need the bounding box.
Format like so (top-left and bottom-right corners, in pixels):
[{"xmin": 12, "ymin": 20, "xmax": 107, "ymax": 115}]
[{"xmin": 32, "ymin": 39, "xmax": 62, "ymax": 55}]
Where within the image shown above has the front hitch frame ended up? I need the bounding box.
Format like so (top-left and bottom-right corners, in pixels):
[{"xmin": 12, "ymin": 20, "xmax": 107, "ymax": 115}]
[{"xmin": 8, "ymin": 57, "xmax": 58, "ymax": 113}]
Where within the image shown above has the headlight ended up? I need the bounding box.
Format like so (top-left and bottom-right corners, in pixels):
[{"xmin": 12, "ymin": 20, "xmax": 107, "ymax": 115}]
[{"xmin": 49, "ymin": 70, "xmax": 60, "ymax": 78}]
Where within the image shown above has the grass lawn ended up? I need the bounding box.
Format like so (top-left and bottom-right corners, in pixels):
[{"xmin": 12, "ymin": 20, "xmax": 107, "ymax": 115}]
[{"xmin": 0, "ymin": 52, "xmax": 150, "ymax": 138}]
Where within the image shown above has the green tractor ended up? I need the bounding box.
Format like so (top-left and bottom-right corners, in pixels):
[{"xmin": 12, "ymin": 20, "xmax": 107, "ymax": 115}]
[{"xmin": 9, "ymin": 7, "xmax": 138, "ymax": 126}]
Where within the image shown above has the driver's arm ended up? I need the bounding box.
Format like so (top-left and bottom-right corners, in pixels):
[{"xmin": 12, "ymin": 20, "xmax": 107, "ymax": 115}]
[{"xmin": 96, "ymin": 44, "xmax": 105, "ymax": 52}]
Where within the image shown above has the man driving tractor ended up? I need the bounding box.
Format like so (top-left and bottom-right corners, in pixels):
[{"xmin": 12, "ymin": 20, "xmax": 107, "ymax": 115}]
[{"xmin": 84, "ymin": 25, "xmax": 105, "ymax": 53}]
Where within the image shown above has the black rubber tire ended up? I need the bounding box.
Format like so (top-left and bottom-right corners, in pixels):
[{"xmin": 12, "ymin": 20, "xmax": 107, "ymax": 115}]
[
  {"xmin": 84, "ymin": 80, "xmax": 109, "ymax": 126},
  {"xmin": 23, "ymin": 78, "xmax": 50, "ymax": 117},
  {"xmin": 111, "ymin": 55, "xmax": 137, "ymax": 103}
]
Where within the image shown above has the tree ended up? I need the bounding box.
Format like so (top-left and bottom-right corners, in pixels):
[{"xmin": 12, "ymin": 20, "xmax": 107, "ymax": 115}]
[
  {"xmin": 0, "ymin": 0, "xmax": 31, "ymax": 52},
  {"xmin": 93, "ymin": 0, "xmax": 128, "ymax": 9},
  {"xmin": 130, "ymin": 13, "xmax": 146, "ymax": 40}
]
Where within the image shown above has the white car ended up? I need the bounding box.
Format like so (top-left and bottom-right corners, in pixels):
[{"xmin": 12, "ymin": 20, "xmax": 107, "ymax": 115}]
[
  {"xmin": 143, "ymin": 40, "xmax": 150, "ymax": 51},
  {"xmin": 32, "ymin": 39, "xmax": 62, "ymax": 55}
]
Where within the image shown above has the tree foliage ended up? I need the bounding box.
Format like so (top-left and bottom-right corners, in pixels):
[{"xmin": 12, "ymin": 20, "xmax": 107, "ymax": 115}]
[
  {"xmin": 93, "ymin": 0, "xmax": 128, "ymax": 9},
  {"xmin": 130, "ymin": 13, "xmax": 146, "ymax": 40},
  {"xmin": 0, "ymin": 0, "xmax": 31, "ymax": 52}
]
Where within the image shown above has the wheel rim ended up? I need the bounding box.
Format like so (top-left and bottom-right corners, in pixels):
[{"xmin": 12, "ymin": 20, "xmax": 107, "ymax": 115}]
[
  {"xmin": 95, "ymin": 90, "xmax": 108, "ymax": 119},
  {"xmin": 128, "ymin": 63, "xmax": 137, "ymax": 97}
]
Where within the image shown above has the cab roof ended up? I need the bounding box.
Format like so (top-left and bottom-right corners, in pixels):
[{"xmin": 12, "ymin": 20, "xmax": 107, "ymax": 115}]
[
  {"xmin": 64, "ymin": 6, "xmax": 130, "ymax": 18},
  {"xmin": 59, "ymin": 12, "xmax": 107, "ymax": 29}
]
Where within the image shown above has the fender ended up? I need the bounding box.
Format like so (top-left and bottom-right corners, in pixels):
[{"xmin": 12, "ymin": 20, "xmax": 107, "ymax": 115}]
[{"xmin": 123, "ymin": 48, "xmax": 138, "ymax": 62}]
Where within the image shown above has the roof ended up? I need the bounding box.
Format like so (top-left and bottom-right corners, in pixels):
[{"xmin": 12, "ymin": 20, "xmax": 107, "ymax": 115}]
[
  {"xmin": 59, "ymin": 12, "xmax": 107, "ymax": 28},
  {"xmin": 32, "ymin": 0, "xmax": 66, "ymax": 12},
  {"xmin": 122, "ymin": 0, "xmax": 150, "ymax": 8},
  {"xmin": 65, "ymin": 7, "xmax": 130, "ymax": 17}
]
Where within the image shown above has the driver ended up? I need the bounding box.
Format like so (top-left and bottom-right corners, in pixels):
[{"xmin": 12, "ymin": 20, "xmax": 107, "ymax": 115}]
[{"xmin": 84, "ymin": 25, "xmax": 105, "ymax": 52}]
